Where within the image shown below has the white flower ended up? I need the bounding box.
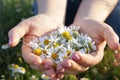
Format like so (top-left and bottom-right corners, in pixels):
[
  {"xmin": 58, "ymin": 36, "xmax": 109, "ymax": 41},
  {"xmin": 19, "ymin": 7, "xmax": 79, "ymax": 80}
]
[
  {"xmin": 47, "ymin": 47, "xmax": 60, "ymax": 62},
  {"xmin": 29, "ymin": 41, "xmax": 39, "ymax": 50},
  {"xmin": 39, "ymin": 36, "xmax": 51, "ymax": 48},
  {"xmin": 29, "ymin": 38, "xmax": 40, "ymax": 49},
  {"xmin": 9, "ymin": 64, "xmax": 26, "ymax": 76},
  {"xmin": 41, "ymin": 74, "xmax": 50, "ymax": 80},
  {"xmin": 80, "ymin": 77, "xmax": 89, "ymax": 80},
  {"xmin": 29, "ymin": 26, "xmax": 96, "ymax": 66},
  {"xmin": 30, "ymin": 75, "xmax": 39, "ymax": 80},
  {"xmin": 1, "ymin": 43, "xmax": 9, "ymax": 49},
  {"xmin": 58, "ymin": 26, "xmax": 67, "ymax": 34},
  {"xmin": 58, "ymin": 45, "xmax": 75, "ymax": 62}
]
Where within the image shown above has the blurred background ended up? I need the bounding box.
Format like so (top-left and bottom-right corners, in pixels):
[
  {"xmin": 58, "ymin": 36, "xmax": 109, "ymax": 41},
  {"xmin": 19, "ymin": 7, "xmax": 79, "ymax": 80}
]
[{"xmin": 0, "ymin": 0, "xmax": 120, "ymax": 80}]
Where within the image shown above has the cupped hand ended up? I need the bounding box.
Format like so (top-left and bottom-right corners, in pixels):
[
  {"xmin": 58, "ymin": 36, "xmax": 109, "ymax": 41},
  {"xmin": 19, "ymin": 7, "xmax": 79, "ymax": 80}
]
[
  {"xmin": 56, "ymin": 19, "xmax": 120, "ymax": 79},
  {"xmin": 8, "ymin": 14, "xmax": 61, "ymax": 79}
]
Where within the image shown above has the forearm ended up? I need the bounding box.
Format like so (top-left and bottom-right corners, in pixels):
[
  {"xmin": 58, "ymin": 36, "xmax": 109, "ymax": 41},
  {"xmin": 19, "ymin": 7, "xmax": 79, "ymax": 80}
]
[
  {"xmin": 37, "ymin": 0, "xmax": 67, "ymax": 24},
  {"xmin": 74, "ymin": 0, "xmax": 118, "ymax": 22}
]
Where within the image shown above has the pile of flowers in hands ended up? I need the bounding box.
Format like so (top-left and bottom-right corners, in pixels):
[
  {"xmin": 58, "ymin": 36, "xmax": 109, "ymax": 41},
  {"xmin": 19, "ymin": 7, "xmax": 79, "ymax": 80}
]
[{"xmin": 29, "ymin": 26, "xmax": 96, "ymax": 68}]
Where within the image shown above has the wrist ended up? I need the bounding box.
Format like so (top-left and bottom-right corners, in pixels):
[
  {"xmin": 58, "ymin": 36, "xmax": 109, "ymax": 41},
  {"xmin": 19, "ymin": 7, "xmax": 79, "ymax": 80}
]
[
  {"xmin": 45, "ymin": 12, "xmax": 65, "ymax": 25},
  {"xmin": 73, "ymin": 18, "xmax": 95, "ymax": 25},
  {"xmin": 38, "ymin": 13, "xmax": 65, "ymax": 25},
  {"xmin": 36, "ymin": 0, "xmax": 67, "ymax": 25}
]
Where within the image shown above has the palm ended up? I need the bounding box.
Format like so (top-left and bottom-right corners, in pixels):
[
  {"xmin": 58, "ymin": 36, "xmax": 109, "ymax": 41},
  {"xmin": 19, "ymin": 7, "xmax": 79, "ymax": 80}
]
[
  {"xmin": 56, "ymin": 19, "xmax": 110, "ymax": 76},
  {"xmin": 72, "ymin": 19, "xmax": 107, "ymax": 65},
  {"xmin": 75, "ymin": 19, "xmax": 106, "ymax": 45},
  {"xmin": 9, "ymin": 14, "xmax": 61, "ymax": 79}
]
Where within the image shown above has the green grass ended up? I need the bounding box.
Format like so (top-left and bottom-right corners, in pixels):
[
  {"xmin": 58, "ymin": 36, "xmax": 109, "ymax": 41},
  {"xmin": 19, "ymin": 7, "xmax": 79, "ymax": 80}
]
[{"xmin": 0, "ymin": 0, "xmax": 120, "ymax": 80}]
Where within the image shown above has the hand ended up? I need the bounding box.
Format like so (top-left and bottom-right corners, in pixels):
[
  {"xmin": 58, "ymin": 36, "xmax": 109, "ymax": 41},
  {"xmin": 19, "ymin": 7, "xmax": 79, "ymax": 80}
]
[
  {"xmin": 56, "ymin": 19, "xmax": 120, "ymax": 79},
  {"xmin": 8, "ymin": 14, "xmax": 61, "ymax": 79}
]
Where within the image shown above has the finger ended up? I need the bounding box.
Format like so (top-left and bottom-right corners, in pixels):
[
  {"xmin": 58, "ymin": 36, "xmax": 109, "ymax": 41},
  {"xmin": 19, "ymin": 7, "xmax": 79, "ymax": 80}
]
[
  {"xmin": 72, "ymin": 41, "xmax": 106, "ymax": 67},
  {"xmin": 72, "ymin": 52, "xmax": 104, "ymax": 67},
  {"xmin": 42, "ymin": 68, "xmax": 56, "ymax": 79},
  {"xmin": 102, "ymin": 23, "xmax": 120, "ymax": 50},
  {"xmin": 51, "ymin": 77, "xmax": 60, "ymax": 80},
  {"xmin": 56, "ymin": 63, "xmax": 77, "ymax": 75},
  {"xmin": 42, "ymin": 59, "xmax": 53, "ymax": 69},
  {"xmin": 30, "ymin": 64, "xmax": 41, "ymax": 71},
  {"xmin": 72, "ymin": 49, "xmax": 104, "ymax": 67},
  {"xmin": 8, "ymin": 20, "xmax": 29, "ymax": 47},
  {"xmin": 56, "ymin": 63, "xmax": 65, "ymax": 73},
  {"xmin": 30, "ymin": 65, "xmax": 59, "ymax": 80},
  {"xmin": 57, "ymin": 73, "xmax": 64, "ymax": 79},
  {"xmin": 22, "ymin": 42, "xmax": 53, "ymax": 69},
  {"xmin": 63, "ymin": 59, "xmax": 89, "ymax": 73}
]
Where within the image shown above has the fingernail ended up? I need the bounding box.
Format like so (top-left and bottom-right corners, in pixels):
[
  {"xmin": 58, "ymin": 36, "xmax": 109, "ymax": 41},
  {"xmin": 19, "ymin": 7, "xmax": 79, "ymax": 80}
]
[
  {"xmin": 34, "ymin": 62, "xmax": 40, "ymax": 66},
  {"xmin": 72, "ymin": 54, "xmax": 80, "ymax": 61},
  {"xmin": 34, "ymin": 60, "xmax": 42, "ymax": 66},
  {"xmin": 64, "ymin": 62, "xmax": 71, "ymax": 67},
  {"xmin": 116, "ymin": 43, "xmax": 120, "ymax": 50}
]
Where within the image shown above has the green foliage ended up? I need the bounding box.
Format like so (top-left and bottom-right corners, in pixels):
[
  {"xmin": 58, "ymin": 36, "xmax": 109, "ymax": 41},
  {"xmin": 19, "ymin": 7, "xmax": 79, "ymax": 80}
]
[
  {"xmin": 0, "ymin": 0, "xmax": 120, "ymax": 80},
  {"xmin": 78, "ymin": 48, "xmax": 120, "ymax": 80}
]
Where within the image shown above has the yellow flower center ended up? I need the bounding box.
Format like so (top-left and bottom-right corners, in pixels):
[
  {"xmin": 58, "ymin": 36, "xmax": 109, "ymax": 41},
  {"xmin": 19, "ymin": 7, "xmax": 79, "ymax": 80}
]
[
  {"xmin": 44, "ymin": 75, "xmax": 49, "ymax": 79},
  {"xmin": 42, "ymin": 49, "xmax": 47, "ymax": 54},
  {"xmin": 62, "ymin": 31, "xmax": 72, "ymax": 40},
  {"xmin": 53, "ymin": 43, "xmax": 59, "ymax": 48},
  {"xmin": 52, "ymin": 53, "xmax": 58, "ymax": 60},
  {"xmin": 20, "ymin": 68, "xmax": 25, "ymax": 72},
  {"xmin": 64, "ymin": 55, "xmax": 68, "ymax": 58},
  {"xmin": 44, "ymin": 39, "xmax": 50, "ymax": 45},
  {"xmin": 85, "ymin": 47, "xmax": 90, "ymax": 53},
  {"xmin": 67, "ymin": 50, "xmax": 71, "ymax": 56},
  {"xmin": 75, "ymin": 47, "xmax": 79, "ymax": 51},
  {"xmin": 13, "ymin": 64, "xmax": 19, "ymax": 69},
  {"xmin": 34, "ymin": 48, "xmax": 42, "ymax": 56}
]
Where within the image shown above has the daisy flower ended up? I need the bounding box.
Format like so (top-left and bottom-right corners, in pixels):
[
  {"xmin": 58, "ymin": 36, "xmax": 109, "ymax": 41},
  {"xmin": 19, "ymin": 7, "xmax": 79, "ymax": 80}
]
[
  {"xmin": 41, "ymin": 74, "xmax": 50, "ymax": 80},
  {"xmin": 1, "ymin": 43, "xmax": 9, "ymax": 49},
  {"xmin": 29, "ymin": 25, "xmax": 96, "ymax": 68},
  {"xmin": 9, "ymin": 64, "xmax": 26, "ymax": 76}
]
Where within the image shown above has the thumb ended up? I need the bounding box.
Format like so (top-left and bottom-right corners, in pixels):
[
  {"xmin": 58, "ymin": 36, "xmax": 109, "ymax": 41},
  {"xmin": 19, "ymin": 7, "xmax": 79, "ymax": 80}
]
[
  {"xmin": 103, "ymin": 24, "xmax": 120, "ymax": 50},
  {"xmin": 8, "ymin": 21, "xmax": 29, "ymax": 47}
]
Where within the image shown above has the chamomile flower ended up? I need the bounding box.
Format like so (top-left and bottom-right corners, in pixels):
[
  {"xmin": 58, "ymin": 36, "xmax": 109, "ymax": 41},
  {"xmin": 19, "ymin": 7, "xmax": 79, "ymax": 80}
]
[
  {"xmin": 29, "ymin": 26, "xmax": 96, "ymax": 68},
  {"xmin": 9, "ymin": 64, "xmax": 26, "ymax": 76},
  {"xmin": 47, "ymin": 47, "xmax": 59, "ymax": 61},
  {"xmin": 39, "ymin": 36, "xmax": 50, "ymax": 46},
  {"xmin": 70, "ymin": 26, "xmax": 80, "ymax": 31},
  {"xmin": 80, "ymin": 77, "xmax": 89, "ymax": 80},
  {"xmin": 58, "ymin": 45, "xmax": 75, "ymax": 61},
  {"xmin": 41, "ymin": 74, "xmax": 50, "ymax": 80},
  {"xmin": 58, "ymin": 26, "xmax": 67, "ymax": 34},
  {"xmin": 29, "ymin": 41, "xmax": 39, "ymax": 50},
  {"xmin": 30, "ymin": 75, "xmax": 39, "ymax": 80},
  {"xmin": 33, "ymin": 48, "xmax": 42, "ymax": 56},
  {"xmin": 1, "ymin": 43, "xmax": 9, "ymax": 49}
]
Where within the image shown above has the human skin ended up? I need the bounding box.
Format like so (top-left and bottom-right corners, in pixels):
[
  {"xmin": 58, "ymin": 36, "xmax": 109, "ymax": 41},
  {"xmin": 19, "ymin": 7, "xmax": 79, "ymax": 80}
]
[
  {"xmin": 8, "ymin": 0, "xmax": 67, "ymax": 80},
  {"xmin": 56, "ymin": 0, "xmax": 119, "ymax": 79}
]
